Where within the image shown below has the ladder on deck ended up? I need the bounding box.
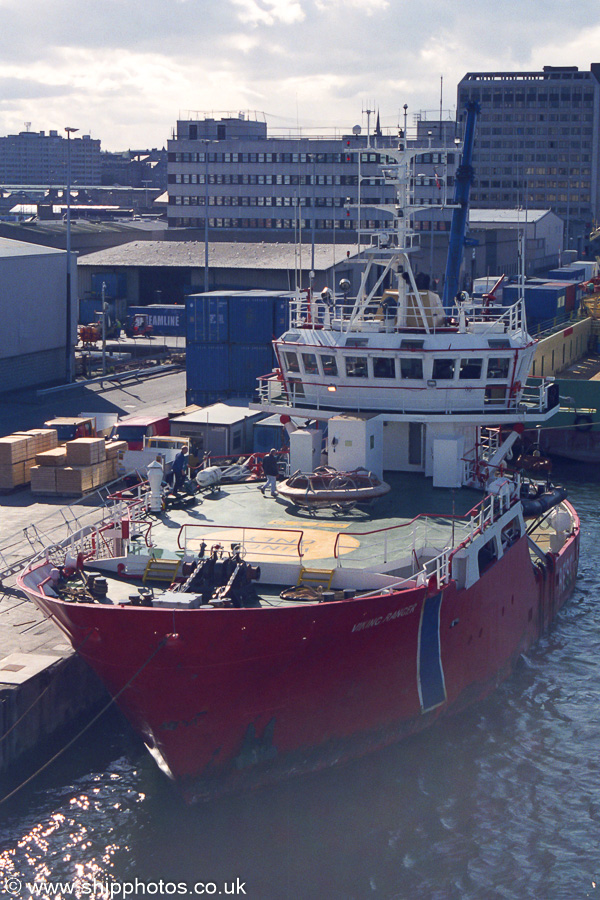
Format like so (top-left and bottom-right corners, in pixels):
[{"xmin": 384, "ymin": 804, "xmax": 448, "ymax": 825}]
[
  {"xmin": 143, "ymin": 557, "xmax": 181, "ymax": 584},
  {"xmin": 296, "ymin": 566, "xmax": 334, "ymax": 590}
]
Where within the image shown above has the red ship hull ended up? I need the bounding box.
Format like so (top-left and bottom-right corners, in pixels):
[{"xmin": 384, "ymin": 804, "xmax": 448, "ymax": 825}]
[{"xmin": 21, "ymin": 518, "xmax": 579, "ymax": 802}]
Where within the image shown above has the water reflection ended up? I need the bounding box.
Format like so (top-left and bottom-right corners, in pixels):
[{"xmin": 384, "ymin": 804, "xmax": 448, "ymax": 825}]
[{"xmin": 1, "ymin": 470, "xmax": 600, "ymax": 899}]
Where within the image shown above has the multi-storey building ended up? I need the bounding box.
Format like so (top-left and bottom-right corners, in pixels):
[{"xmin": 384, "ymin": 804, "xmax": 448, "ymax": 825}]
[
  {"xmin": 0, "ymin": 129, "xmax": 102, "ymax": 185},
  {"xmin": 167, "ymin": 113, "xmax": 458, "ymax": 242},
  {"xmin": 458, "ymin": 65, "xmax": 600, "ymax": 251}
]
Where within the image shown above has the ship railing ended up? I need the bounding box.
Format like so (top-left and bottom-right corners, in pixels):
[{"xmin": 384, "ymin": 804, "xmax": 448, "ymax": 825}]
[
  {"xmin": 333, "ymin": 514, "xmax": 472, "ymax": 570},
  {"xmin": 256, "ymin": 373, "xmax": 551, "ymax": 418},
  {"xmin": 334, "ymin": 485, "xmax": 517, "ymax": 575},
  {"xmin": 177, "ymin": 524, "xmax": 305, "ymax": 562},
  {"xmin": 289, "ymin": 298, "xmax": 402, "ymax": 333},
  {"xmin": 454, "ymin": 298, "xmax": 526, "ymax": 335}
]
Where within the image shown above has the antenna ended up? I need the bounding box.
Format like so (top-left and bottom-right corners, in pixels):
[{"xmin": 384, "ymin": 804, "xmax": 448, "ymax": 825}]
[
  {"xmin": 24, "ymin": 122, "xmax": 31, "ymax": 132},
  {"xmin": 362, "ymin": 104, "xmax": 375, "ymax": 148}
]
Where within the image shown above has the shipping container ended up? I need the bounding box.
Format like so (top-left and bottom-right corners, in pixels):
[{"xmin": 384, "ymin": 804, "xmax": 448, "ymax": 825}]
[
  {"xmin": 91, "ymin": 272, "xmax": 127, "ymax": 299},
  {"xmin": 186, "ymin": 295, "xmax": 229, "ymax": 343},
  {"xmin": 543, "ymin": 281, "xmax": 577, "ymax": 313},
  {"xmin": 573, "ymin": 260, "xmax": 599, "ymax": 280},
  {"xmin": 503, "ymin": 283, "xmax": 567, "ymax": 330},
  {"xmin": 127, "ymin": 304, "xmax": 186, "ymax": 336},
  {"xmin": 79, "ymin": 297, "xmax": 108, "ymax": 324},
  {"xmin": 186, "ymin": 389, "xmax": 222, "ymax": 407},
  {"xmin": 228, "ymin": 294, "xmax": 276, "ymax": 344},
  {"xmin": 229, "ymin": 343, "xmax": 275, "ymax": 395},
  {"xmin": 545, "ymin": 266, "xmax": 586, "ymax": 282},
  {"xmin": 186, "ymin": 343, "xmax": 229, "ymax": 395},
  {"xmin": 274, "ymin": 296, "xmax": 291, "ymax": 337}
]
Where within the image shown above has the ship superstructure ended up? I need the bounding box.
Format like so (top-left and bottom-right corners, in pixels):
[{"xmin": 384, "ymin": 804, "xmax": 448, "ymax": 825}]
[{"xmin": 256, "ymin": 103, "xmax": 559, "ymax": 488}]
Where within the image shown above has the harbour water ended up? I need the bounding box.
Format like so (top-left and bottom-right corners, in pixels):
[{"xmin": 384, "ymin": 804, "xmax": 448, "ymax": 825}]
[{"xmin": 1, "ymin": 463, "xmax": 599, "ymax": 900}]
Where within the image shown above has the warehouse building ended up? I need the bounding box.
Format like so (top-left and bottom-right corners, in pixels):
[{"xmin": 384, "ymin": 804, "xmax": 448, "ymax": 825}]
[{"xmin": 0, "ymin": 237, "xmax": 74, "ymax": 391}]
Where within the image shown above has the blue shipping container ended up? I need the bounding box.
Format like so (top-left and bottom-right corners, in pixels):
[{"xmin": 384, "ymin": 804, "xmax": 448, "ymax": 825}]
[
  {"xmin": 186, "ymin": 295, "xmax": 229, "ymax": 343},
  {"xmin": 545, "ymin": 267, "xmax": 585, "ymax": 282},
  {"xmin": 79, "ymin": 297, "xmax": 106, "ymax": 324},
  {"xmin": 186, "ymin": 389, "xmax": 220, "ymax": 406},
  {"xmin": 229, "ymin": 344, "xmax": 275, "ymax": 395},
  {"xmin": 503, "ymin": 284, "xmax": 565, "ymax": 329},
  {"xmin": 128, "ymin": 305, "xmax": 186, "ymax": 336},
  {"xmin": 91, "ymin": 272, "xmax": 126, "ymax": 299},
  {"xmin": 228, "ymin": 295, "xmax": 276, "ymax": 344},
  {"xmin": 274, "ymin": 296, "xmax": 291, "ymax": 338},
  {"xmin": 186, "ymin": 343, "xmax": 229, "ymax": 394}
]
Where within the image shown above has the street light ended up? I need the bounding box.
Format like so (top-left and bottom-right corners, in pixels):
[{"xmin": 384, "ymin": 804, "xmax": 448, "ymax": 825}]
[
  {"xmin": 203, "ymin": 141, "xmax": 210, "ymax": 292},
  {"xmin": 65, "ymin": 125, "xmax": 78, "ymax": 382}
]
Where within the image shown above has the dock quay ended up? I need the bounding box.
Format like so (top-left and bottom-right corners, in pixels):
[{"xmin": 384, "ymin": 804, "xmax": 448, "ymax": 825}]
[{"xmin": 0, "ymin": 369, "xmax": 186, "ymax": 785}]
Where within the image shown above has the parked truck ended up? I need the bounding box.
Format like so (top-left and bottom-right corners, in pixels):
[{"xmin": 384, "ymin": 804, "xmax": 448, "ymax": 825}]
[{"xmin": 43, "ymin": 412, "xmax": 119, "ymax": 443}]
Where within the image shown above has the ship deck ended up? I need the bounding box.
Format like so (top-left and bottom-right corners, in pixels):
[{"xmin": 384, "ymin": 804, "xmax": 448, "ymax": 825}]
[{"xmin": 126, "ymin": 471, "xmax": 484, "ymax": 575}]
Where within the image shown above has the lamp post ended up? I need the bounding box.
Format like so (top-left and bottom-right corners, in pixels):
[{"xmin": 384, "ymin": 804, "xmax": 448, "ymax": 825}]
[
  {"xmin": 203, "ymin": 141, "xmax": 210, "ymax": 292},
  {"xmin": 64, "ymin": 126, "xmax": 78, "ymax": 383},
  {"xmin": 309, "ymin": 153, "xmax": 316, "ymax": 292}
]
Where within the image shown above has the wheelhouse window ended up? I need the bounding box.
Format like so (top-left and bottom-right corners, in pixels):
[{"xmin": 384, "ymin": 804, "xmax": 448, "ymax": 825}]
[
  {"xmin": 487, "ymin": 357, "xmax": 511, "ymax": 379},
  {"xmin": 373, "ymin": 357, "xmax": 396, "ymax": 378},
  {"xmin": 322, "ymin": 354, "xmax": 338, "ymax": 376},
  {"xmin": 283, "ymin": 351, "xmax": 300, "ymax": 373},
  {"xmin": 432, "ymin": 358, "xmax": 456, "ymax": 380},
  {"xmin": 302, "ymin": 353, "xmax": 319, "ymax": 374},
  {"xmin": 459, "ymin": 357, "xmax": 483, "ymax": 379},
  {"xmin": 400, "ymin": 357, "xmax": 423, "ymax": 379},
  {"xmin": 345, "ymin": 356, "xmax": 368, "ymax": 378}
]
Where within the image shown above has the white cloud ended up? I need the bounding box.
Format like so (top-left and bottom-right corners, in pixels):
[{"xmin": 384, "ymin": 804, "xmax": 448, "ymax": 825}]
[
  {"xmin": 231, "ymin": 0, "xmax": 305, "ymax": 26},
  {"xmin": 0, "ymin": 0, "xmax": 599, "ymax": 149}
]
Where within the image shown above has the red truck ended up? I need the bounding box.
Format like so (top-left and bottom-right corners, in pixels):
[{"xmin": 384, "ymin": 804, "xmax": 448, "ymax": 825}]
[{"xmin": 110, "ymin": 415, "xmax": 170, "ymax": 451}]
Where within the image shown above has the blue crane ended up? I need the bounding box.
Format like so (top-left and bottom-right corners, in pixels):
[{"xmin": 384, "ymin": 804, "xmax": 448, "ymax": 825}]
[{"xmin": 442, "ymin": 100, "xmax": 481, "ymax": 313}]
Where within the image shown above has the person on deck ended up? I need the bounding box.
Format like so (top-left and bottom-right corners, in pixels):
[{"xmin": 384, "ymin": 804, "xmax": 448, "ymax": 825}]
[
  {"xmin": 260, "ymin": 449, "xmax": 279, "ymax": 497},
  {"xmin": 172, "ymin": 447, "xmax": 188, "ymax": 492}
]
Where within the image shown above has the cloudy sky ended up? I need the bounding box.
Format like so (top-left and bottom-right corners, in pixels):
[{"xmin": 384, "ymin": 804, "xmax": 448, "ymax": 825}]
[{"xmin": 2, "ymin": 0, "xmax": 600, "ymax": 151}]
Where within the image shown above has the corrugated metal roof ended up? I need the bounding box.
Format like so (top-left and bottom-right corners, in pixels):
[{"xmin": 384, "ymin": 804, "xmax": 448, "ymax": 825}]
[{"xmin": 77, "ymin": 240, "xmax": 358, "ymax": 270}]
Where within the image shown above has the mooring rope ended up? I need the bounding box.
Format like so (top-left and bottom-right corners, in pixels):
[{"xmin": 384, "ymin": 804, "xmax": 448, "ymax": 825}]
[{"xmin": 0, "ymin": 633, "xmax": 169, "ymax": 807}]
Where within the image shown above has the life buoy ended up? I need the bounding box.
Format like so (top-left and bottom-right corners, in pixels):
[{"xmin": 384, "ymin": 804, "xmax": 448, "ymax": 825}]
[
  {"xmin": 510, "ymin": 380, "xmax": 522, "ymax": 397},
  {"xmin": 574, "ymin": 414, "xmax": 593, "ymax": 432}
]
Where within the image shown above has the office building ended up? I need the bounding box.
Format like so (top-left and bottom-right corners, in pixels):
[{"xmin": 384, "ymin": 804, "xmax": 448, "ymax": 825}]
[
  {"xmin": 167, "ymin": 112, "xmax": 459, "ymax": 242},
  {"xmin": 0, "ymin": 129, "xmax": 101, "ymax": 185},
  {"xmin": 458, "ymin": 65, "xmax": 600, "ymax": 252}
]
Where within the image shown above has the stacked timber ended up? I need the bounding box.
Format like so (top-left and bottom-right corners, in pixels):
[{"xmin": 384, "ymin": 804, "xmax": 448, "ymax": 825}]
[
  {"xmin": 31, "ymin": 437, "xmax": 121, "ymax": 496},
  {"xmin": 0, "ymin": 429, "xmax": 59, "ymax": 491}
]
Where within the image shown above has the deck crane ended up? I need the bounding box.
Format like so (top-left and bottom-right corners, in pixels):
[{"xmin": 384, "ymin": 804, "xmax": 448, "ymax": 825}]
[{"xmin": 442, "ymin": 100, "xmax": 481, "ymax": 313}]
